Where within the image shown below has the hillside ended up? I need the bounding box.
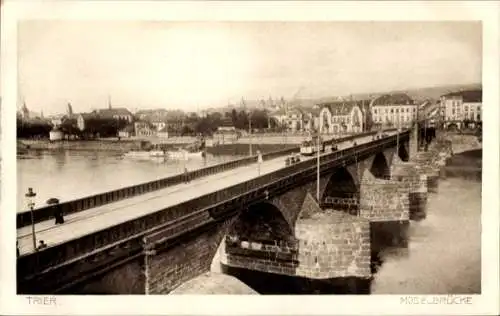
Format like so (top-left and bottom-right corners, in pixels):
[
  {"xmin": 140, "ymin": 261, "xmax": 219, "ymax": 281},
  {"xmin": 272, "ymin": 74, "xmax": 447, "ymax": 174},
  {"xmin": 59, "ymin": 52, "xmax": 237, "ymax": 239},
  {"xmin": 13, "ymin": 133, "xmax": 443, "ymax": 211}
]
[
  {"xmin": 291, "ymin": 83, "xmax": 482, "ymax": 108},
  {"xmin": 205, "ymin": 82, "xmax": 482, "ymax": 112}
]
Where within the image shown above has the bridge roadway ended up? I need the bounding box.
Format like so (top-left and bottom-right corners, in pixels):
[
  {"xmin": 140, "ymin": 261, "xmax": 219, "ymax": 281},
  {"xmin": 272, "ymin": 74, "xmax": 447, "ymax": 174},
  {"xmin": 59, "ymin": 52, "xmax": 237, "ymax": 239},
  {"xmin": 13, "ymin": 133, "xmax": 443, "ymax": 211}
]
[{"xmin": 17, "ymin": 131, "xmax": 398, "ymax": 256}]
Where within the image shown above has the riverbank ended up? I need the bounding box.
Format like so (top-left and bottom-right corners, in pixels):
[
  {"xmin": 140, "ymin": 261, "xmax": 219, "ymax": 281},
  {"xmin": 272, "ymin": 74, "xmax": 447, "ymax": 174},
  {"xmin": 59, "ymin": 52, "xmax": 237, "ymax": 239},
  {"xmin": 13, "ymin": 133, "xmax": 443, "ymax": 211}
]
[
  {"xmin": 18, "ymin": 139, "xmax": 144, "ymax": 152},
  {"xmin": 18, "ymin": 138, "xmax": 299, "ymax": 156}
]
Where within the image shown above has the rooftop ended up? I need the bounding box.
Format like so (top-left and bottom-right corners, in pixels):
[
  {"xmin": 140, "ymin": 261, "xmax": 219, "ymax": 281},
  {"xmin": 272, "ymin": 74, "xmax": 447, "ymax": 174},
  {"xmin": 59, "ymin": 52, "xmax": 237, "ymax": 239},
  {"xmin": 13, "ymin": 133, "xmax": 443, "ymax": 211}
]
[
  {"xmin": 318, "ymin": 100, "xmax": 360, "ymax": 116},
  {"xmin": 371, "ymin": 93, "xmax": 415, "ymax": 106},
  {"xmin": 97, "ymin": 108, "xmax": 133, "ymax": 117}
]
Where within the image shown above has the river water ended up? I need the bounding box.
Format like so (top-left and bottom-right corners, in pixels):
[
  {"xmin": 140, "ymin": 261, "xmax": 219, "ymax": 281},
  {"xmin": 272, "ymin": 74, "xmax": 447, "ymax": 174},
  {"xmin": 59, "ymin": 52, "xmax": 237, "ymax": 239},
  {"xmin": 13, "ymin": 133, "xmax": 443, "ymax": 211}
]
[
  {"xmin": 17, "ymin": 150, "xmax": 241, "ymax": 211},
  {"xmin": 371, "ymin": 150, "xmax": 482, "ymax": 294}
]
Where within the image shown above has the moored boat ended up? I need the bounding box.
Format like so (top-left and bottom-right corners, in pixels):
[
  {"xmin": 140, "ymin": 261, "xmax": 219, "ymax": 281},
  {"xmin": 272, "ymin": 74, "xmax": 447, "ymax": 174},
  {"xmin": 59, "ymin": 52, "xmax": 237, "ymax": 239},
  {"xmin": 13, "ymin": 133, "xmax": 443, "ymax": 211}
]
[{"xmin": 123, "ymin": 138, "xmax": 206, "ymax": 160}]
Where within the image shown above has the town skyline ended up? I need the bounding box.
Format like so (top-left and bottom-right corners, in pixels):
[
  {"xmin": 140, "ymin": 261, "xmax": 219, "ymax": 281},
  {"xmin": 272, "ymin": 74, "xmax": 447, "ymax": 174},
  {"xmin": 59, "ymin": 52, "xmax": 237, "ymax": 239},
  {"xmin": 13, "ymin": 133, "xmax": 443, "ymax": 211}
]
[{"xmin": 18, "ymin": 21, "xmax": 481, "ymax": 115}]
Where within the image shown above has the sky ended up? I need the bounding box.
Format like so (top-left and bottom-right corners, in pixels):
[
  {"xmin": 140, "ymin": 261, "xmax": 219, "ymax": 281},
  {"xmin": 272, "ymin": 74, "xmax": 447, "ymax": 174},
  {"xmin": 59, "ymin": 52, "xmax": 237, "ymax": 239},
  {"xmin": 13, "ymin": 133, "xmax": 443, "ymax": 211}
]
[{"xmin": 18, "ymin": 21, "xmax": 482, "ymax": 115}]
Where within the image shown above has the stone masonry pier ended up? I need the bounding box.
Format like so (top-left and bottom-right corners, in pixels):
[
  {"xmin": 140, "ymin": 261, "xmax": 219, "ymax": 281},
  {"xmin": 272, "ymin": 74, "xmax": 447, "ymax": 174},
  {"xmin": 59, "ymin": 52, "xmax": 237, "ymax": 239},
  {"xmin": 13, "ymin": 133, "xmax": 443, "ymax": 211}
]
[{"xmin": 221, "ymin": 194, "xmax": 371, "ymax": 294}]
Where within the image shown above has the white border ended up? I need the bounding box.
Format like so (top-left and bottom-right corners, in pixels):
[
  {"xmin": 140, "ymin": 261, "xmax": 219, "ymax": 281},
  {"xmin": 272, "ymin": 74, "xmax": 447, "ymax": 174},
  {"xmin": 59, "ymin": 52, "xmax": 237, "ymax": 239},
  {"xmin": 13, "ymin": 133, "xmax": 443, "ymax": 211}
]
[{"xmin": 1, "ymin": 1, "xmax": 499, "ymax": 315}]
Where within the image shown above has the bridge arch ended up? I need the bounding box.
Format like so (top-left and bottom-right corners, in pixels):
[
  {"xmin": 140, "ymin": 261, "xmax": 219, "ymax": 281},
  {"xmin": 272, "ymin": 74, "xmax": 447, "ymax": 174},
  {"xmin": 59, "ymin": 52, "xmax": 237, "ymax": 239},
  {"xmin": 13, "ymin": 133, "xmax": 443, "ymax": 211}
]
[
  {"xmin": 227, "ymin": 202, "xmax": 295, "ymax": 244},
  {"xmin": 370, "ymin": 152, "xmax": 390, "ymax": 179},
  {"xmin": 397, "ymin": 143, "xmax": 409, "ymax": 162},
  {"xmin": 321, "ymin": 167, "xmax": 359, "ymax": 212}
]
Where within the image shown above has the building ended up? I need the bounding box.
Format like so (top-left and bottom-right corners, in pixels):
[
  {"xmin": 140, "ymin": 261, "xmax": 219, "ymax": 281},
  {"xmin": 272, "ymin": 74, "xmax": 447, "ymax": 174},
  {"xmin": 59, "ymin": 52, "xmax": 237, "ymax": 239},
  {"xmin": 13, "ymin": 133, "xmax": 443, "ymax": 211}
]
[
  {"xmin": 97, "ymin": 108, "xmax": 133, "ymax": 123},
  {"xmin": 370, "ymin": 93, "xmax": 417, "ymax": 129},
  {"xmin": 299, "ymin": 106, "xmax": 321, "ymax": 133},
  {"xmin": 284, "ymin": 108, "xmax": 304, "ymax": 132},
  {"xmin": 76, "ymin": 113, "xmax": 117, "ymax": 137},
  {"xmin": 318, "ymin": 100, "xmax": 364, "ymax": 134},
  {"xmin": 151, "ymin": 120, "xmax": 167, "ymax": 132},
  {"xmin": 157, "ymin": 126, "xmax": 169, "ymax": 138},
  {"xmin": 440, "ymin": 89, "xmax": 482, "ymax": 129},
  {"xmin": 49, "ymin": 127, "xmax": 64, "ymax": 141},
  {"xmin": 50, "ymin": 114, "xmax": 66, "ymax": 127},
  {"xmin": 134, "ymin": 121, "xmax": 156, "ymax": 137},
  {"xmin": 118, "ymin": 124, "xmax": 135, "ymax": 138},
  {"xmin": 269, "ymin": 108, "xmax": 288, "ymax": 129}
]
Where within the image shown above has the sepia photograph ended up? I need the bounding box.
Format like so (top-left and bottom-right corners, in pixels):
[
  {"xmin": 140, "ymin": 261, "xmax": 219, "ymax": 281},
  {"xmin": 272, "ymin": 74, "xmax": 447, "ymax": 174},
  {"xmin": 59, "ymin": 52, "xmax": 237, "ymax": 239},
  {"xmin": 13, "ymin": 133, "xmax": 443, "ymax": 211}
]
[{"xmin": 1, "ymin": 1, "xmax": 499, "ymax": 315}]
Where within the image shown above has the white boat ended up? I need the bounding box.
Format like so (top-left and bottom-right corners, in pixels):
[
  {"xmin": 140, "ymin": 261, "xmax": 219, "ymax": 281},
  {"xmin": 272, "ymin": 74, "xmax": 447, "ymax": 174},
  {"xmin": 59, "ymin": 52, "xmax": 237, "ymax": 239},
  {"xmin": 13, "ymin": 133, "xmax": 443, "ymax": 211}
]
[
  {"xmin": 123, "ymin": 150, "xmax": 165, "ymax": 159},
  {"xmin": 165, "ymin": 149, "xmax": 205, "ymax": 160},
  {"xmin": 124, "ymin": 139, "xmax": 206, "ymax": 160}
]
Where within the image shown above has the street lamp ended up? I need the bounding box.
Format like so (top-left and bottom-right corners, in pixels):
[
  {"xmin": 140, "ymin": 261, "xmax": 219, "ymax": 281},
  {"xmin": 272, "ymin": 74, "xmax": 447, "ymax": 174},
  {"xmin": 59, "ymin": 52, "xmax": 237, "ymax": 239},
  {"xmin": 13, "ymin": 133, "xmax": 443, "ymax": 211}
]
[
  {"xmin": 25, "ymin": 187, "xmax": 37, "ymax": 251},
  {"xmin": 257, "ymin": 150, "xmax": 263, "ymax": 176},
  {"xmin": 249, "ymin": 110, "xmax": 253, "ymax": 156}
]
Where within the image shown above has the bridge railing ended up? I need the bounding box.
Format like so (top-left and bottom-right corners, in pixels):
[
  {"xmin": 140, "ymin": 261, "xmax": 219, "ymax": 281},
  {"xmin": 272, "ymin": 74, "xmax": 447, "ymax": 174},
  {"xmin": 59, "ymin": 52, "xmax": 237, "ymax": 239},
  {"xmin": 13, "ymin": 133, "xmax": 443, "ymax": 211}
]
[
  {"xmin": 17, "ymin": 131, "xmax": 410, "ymax": 280},
  {"xmin": 16, "ymin": 129, "xmax": 398, "ymax": 228}
]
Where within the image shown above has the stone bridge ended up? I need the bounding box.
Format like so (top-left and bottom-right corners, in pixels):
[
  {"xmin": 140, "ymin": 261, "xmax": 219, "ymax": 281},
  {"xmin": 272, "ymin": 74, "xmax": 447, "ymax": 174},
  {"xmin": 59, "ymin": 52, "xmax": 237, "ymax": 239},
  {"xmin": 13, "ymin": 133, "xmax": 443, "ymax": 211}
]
[{"xmin": 17, "ymin": 127, "xmax": 449, "ymax": 294}]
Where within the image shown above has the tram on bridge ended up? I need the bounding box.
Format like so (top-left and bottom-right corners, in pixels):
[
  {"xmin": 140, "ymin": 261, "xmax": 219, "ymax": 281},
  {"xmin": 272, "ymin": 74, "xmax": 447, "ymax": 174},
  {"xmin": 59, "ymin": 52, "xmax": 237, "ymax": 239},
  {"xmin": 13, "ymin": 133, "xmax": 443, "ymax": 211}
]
[{"xmin": 300, "ymin": 135, "xmax": 325, "ymax": 156}]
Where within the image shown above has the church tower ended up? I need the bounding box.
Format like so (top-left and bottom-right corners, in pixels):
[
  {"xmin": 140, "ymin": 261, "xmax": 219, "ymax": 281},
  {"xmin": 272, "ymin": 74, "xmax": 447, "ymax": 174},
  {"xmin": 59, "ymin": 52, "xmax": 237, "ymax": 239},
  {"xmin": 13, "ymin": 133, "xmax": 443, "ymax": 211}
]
[{"xmin": 67, "ymin": 102, "xmax": 73, "ymax": 117}]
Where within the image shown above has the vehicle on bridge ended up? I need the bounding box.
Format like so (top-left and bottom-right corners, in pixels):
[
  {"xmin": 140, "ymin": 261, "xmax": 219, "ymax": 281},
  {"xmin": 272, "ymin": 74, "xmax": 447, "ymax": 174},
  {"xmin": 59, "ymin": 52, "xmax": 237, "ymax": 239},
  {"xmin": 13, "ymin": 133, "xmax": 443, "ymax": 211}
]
[
  {"xmin": 285, "ymin": 154, "xmax": 302, "ymax": 166},
  {"xmin": 300, "ymin": 135, "xmax": 325, "ymax": 156}
]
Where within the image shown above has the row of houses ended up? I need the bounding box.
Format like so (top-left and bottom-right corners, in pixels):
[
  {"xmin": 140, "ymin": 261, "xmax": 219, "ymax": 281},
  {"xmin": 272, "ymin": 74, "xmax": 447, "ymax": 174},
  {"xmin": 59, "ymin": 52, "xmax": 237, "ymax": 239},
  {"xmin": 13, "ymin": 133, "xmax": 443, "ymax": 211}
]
[
  {"xmin": 268, "ymin": 89, "xmax": 482, "ymax": 135},
  {"xmin": 439, "ymin": 89, "xmax": 482, "ymax": 129},
  {"xmin": 269, "ymin": 93, "xmax": 416, "ymax": 134},
  {"xmin": 22, "ymin": 88, "xmax": 482, "ymax": 140}
]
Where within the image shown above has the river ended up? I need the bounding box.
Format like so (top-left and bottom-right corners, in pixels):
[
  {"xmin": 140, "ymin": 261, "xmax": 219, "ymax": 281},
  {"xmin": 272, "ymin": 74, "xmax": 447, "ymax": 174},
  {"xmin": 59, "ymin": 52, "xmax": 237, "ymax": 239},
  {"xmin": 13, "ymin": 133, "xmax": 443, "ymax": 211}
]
[
  {"xmin": 16, "ymin": 150, "xmax": 242, "ymax": 211},
  {"xmin": 371, "ymin": 149, "xmax": 482, "ymax": 294}
]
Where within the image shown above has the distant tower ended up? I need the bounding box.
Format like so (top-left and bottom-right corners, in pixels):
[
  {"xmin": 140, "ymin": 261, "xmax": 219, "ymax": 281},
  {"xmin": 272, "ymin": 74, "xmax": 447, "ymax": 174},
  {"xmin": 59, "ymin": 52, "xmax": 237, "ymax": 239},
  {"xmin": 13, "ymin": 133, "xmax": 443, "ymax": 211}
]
[
  {"xmin": 268, "ymin": 96, "xmax": 274, "ymax": 109},
  {"xmin": 280, "ymin": 96, "xmax": 287, "ymax": 112},
  {"xmin": 108, "ymin": 95, "xmax": 112, "ymax": 109},
  {"xmin": 260, "ymin": 99, "xmax": 266, "ymax": 109},
  {"xmin": 240, "ymin": 96, "xmax": 246, "ymax": 109},
  {"xmin": 40, "ymin": 109, "xmax": 44, "ymax": 118},
  {"xmin": 21, "ymin": 101, "xmax": 29, "ymax": 119},
  {"xmin": 67, "ymin": 102, "xmax": 73, "ymax": 117}
]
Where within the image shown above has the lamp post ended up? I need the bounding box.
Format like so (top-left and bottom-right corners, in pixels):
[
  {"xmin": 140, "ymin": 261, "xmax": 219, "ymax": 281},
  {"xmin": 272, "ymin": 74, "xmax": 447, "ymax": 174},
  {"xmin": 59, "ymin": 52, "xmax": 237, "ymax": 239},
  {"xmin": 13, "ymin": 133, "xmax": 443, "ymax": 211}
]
[
  {"xmin": 249, "ymin": 110, "xmax": 253, "ymax": 156},
  {"xmin": 257, "ymin": 150, "xmax": 262, "ymax": 176},
  {"xmin": 25, "ymin": 187, "xmax": 37, "ymax": 251},
  {"xmin": 396, "ymin": 114, "xmax": 400, "ymax": 151}
]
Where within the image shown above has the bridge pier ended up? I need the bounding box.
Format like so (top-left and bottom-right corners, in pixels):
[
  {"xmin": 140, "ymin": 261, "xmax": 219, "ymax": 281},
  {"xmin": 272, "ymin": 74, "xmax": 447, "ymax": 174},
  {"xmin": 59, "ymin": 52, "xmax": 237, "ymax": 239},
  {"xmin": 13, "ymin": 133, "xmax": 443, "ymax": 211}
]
[
  {"xmin": 391, "ymin": 162, "xmax": 428, "ymax": 221},
  {"xmin": 222, "ymin": 193, "xmax": 371, "ymax": 294},
  {"xmin": 359, "ymin": 175, "xmax": 410, "ymax": 257}
]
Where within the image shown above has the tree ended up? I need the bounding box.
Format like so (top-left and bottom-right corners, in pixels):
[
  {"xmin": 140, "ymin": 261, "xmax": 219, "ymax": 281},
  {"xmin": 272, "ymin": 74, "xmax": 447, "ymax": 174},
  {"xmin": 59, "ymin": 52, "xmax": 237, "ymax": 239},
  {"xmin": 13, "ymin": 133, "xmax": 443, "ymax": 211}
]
[
  {"xmin": 17, "ymin": 118, "xmax": 52, "ymax": 139},
  {"xmin": 181, "ymin": 125, "xmax": 194, "ymax": 136},
  {"xmin": 231, "ymin": 109, "xmax": 238, "ymax": 127}
]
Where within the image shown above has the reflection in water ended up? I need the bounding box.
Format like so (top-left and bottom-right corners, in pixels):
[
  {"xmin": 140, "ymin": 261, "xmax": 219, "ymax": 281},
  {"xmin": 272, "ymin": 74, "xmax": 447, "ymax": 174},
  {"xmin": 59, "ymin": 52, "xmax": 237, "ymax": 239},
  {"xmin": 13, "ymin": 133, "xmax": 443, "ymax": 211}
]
[{"xmin": 17, "ymin": 150, "xmax": 241, "ymax": 210}]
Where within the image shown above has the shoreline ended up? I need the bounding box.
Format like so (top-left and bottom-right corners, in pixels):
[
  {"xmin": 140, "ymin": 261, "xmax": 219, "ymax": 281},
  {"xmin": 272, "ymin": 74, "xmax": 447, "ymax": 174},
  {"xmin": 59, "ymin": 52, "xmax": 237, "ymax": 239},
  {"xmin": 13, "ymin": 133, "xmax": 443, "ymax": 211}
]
[{"xmin": 17, "ymin": 139, "xmax": 298, "ymax": 156}]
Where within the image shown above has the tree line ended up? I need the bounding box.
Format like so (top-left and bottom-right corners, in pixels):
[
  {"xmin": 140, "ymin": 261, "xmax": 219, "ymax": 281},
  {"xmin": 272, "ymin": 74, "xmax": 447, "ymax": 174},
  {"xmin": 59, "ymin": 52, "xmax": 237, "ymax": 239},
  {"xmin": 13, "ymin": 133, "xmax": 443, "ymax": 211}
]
[{"xmin": 16, "ymin": 109, "xmax": 282, "ymax": 139}]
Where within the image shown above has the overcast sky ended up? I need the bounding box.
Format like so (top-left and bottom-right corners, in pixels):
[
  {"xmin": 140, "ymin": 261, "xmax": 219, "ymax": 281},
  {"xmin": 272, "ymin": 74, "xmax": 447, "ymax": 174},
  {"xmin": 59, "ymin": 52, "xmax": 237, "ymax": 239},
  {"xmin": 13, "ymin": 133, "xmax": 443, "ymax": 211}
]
[{"xmin": 18, "ymin": 21, "xmax": 481, "ymax": 115}]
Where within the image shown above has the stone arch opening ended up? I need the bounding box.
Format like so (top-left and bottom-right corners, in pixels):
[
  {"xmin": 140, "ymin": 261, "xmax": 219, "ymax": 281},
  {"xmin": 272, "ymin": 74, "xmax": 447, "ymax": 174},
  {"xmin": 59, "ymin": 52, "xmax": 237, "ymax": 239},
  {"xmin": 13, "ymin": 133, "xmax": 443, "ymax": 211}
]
[
  {"xmin": 370, "ymin": 152, "xmax": 390, "ymax": 179},
  {"xmin": 398, "ymin": 143, "xmax": 409, "ymax": 162},
  {"xmin": 321, "ymin": 167, "xmax": 359, "ymax": 213},
  {"xmin": 215, "ymin": 203, "xmax": 299, "ymax": 290},
  {"xmin": 227, "ymin": 203, "xmax": 294, "ymax": 243}
]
